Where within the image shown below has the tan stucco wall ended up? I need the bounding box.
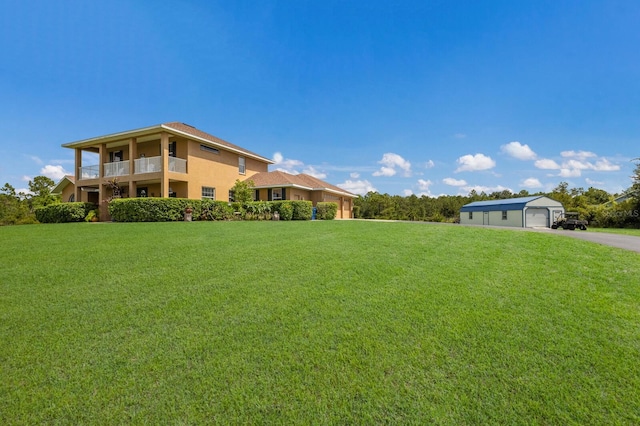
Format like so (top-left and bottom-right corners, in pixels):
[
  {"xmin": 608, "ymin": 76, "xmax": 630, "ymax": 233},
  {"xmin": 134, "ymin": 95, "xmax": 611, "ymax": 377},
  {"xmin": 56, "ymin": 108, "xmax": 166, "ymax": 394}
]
[
  {"xmin": 60, "ymin": 184, "xmax": 76, "ymax": 202},
  {"xmin": 184, "ymin": 139, "xmax": 267, "ymax": 200}
]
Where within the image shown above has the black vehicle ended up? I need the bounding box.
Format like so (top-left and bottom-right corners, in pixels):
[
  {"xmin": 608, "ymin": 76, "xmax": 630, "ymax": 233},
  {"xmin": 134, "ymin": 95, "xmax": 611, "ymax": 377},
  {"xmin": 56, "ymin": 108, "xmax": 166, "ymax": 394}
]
[{"xmin": 551, "ymin": 212, "xmax": 588, "ymax": 230}]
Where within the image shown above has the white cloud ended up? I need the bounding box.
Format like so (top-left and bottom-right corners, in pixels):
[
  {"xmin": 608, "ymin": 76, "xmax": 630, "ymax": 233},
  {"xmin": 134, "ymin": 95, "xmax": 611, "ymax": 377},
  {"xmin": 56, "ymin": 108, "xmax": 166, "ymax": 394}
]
[
  {"xmin": 559, "ymin": 168, "xmax": 582, "ymax": 178},
  {"xmin": 30, "ymin": 156, "xmax": 44, "ymax": 165},
  {"xmin": 442, "ymin": 177, "xmax": 467, "ymax": 186},
  {"xmin": 338, "ymin": 179, "xmax": 376, "ymax": 195},
  {"xmin": 372, "ymin": 166, "xmax": 396, "ymax": 177},
  {"xmin": 417, "ymin": 179, "xmax": 433, "ymax": 191},
  {"xmin": 302, "ymin": 166, "xmax": 327, "ymax": 179},
  {"xmin": 350, "ymin": 172, "xmax": 360, "ymax": 179},
  {"xmin": 272, "ymin": 152, "xmax": 304, "ymax": 173},
  {"xmin": 536, "ymin": 152, "xmax": 621, "ymax": 178},
  {"xmin": 21, "ymin": 175, "xmax": 31, "ymax": 182},
  {"xmin": 373, "ymin": 153, "xmax": 411, "ymax": 177},
  {"xmin": 403, "ymin": 189, "xmax": 413, "ymax": 196},
  {"xmin": 40, "ymin": 165, "xmax": 68, "ymax": 181},
  {"xmin": 561, "ymin": 150, "xmax": 597, "ymax": 160},
  {"xmin": 424, "ymin": 160, "xmax": 435, "ymax": 168},
  {"xmin": 534, "ymin": 158, "xmax": 561, "ymax": 169},
  {"xmin": 585, "ymin": 178, "xmax": 604, "ymax": 185},
  {"xmin": 521, "ymin": 177, "xmax": 542, "ymax": 188},
  {"xmin": 455, "ymin": 153, "xmax": 496, "ymax": 172},
  {"xmin": 592, "ymin": 158, "xmax": 620, "ymax": 171},
  {"xmin": 501, "ymin": 141, "xmax": 537, "ymax": 160}
]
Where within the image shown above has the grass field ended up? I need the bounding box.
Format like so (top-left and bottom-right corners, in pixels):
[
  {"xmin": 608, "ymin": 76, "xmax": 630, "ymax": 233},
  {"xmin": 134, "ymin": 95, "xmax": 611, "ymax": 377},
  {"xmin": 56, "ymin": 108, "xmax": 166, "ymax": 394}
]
[
  {"xmin": 1, "ymin": 221, "xmax": 639, "ymax": 424},
  {"xmin": 589, "ymin": 227, "xmax": 640, "ymax": 236}
]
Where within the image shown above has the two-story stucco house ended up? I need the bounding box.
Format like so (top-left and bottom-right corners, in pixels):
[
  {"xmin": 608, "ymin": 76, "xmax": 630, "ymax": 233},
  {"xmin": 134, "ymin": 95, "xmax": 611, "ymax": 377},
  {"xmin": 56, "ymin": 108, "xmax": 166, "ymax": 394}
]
[{"xmin": 57, "ymin": 122, "xmax": 354, "ymax": 220}]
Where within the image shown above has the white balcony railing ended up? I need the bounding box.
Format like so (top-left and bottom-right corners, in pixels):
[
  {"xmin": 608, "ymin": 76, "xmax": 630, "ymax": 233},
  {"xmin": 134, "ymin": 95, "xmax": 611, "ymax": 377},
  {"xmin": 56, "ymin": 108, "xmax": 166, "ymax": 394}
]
[
  {"xmin": 134, "ymin": 156, "xmax": 162, "ymax": 174},
  {"xmin": 169, "ymin": 157, "xmax": 187, "ymax": 173},
  {"xmin": 79, "ymin": 165, "xmax": 99, "ymax": 180},
  {"xmin": 135, "ymin": 156, "xmax": 187, "ymax": 174},
  {"xmin": 104, "ymin": 161, "xmax": 130, "ymax": 177}
]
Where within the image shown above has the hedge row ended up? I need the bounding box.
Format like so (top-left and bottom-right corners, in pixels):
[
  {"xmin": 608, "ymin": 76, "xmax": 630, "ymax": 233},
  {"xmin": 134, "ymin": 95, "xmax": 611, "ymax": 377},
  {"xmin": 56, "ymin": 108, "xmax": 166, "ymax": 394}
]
[
  {"xmin": 107, "ymin": 198, "xmax": 332, "ymax": 222},
  {"xmin": 35, "ymin": 203, "xmax": 96, "ymax": 223}
]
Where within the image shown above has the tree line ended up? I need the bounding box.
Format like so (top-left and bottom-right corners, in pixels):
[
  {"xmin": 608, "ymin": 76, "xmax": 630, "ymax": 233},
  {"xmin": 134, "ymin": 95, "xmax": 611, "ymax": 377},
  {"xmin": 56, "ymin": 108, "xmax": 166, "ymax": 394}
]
[
  {"xmin": 354, "ymin": 161, "xmax": 640, "ymax": 228},
  {"xmin": 2, "ymin": 161, "xmax": 639, "ymax": 227}
]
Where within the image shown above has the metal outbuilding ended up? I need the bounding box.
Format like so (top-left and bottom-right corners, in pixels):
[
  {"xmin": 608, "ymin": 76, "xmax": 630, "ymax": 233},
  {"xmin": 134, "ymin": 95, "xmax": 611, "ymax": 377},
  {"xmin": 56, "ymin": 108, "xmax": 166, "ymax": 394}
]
[{"xmin": 459, "ymin": 196, "xmax": 564, "ymax": 228}]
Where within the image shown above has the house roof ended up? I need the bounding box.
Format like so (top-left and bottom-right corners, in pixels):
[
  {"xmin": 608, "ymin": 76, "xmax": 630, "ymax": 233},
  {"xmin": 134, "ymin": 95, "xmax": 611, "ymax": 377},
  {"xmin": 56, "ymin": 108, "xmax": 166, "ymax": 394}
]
[
  {"xmin": 51, "ymin": 175, "xmax": 75, "ymax": 194},
  {"xmin": 61, "ymin": 122, "xmax": 274, "ymax": 164},
  {"xmin": 248, "ymin": 171, "xmax": 355, "ymax": 198},
  {"xmin": 460, "ymin": 196, "xmax": 560, "ymax": 212}
]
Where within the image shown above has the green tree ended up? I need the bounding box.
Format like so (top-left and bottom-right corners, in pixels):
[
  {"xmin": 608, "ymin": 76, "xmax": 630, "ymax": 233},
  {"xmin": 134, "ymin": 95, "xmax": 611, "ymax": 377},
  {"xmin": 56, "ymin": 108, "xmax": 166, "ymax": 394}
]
[
  {"xmin": 231, "ymin": 179, "xmax": 255, "ymax": 205},
  {"xmin": 26, "ymin": 176, "xmax": 57, "ymax": 211},
  {"xmin": 0, "ymin": 183, "xmax": 32, "ymax": 225}
]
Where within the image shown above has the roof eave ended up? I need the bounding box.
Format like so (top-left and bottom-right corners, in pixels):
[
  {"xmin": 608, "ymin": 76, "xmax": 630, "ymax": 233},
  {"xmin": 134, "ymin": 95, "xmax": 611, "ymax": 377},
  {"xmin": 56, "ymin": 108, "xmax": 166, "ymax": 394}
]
[{"xmin": 61, "ymin": 124, "xmax": 165, "ymax": 149}]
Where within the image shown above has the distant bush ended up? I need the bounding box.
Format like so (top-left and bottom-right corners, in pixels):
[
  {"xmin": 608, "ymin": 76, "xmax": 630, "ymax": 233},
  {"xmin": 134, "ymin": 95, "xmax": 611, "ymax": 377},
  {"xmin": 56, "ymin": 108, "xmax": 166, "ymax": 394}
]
[
  {"xmin": 316, "ymin": 202, "xmax": 338, "ymax": 220},
  {"xmin": 35, "ymin": 202, "xmax": 95, "ymax": 223}
]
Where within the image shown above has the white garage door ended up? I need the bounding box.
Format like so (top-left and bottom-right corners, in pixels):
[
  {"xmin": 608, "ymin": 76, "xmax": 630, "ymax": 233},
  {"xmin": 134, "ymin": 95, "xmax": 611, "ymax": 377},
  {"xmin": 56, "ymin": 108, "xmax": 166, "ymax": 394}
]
[{"xmin": 525, "ymin": 208, "xmax": 548, "ymax": 227}]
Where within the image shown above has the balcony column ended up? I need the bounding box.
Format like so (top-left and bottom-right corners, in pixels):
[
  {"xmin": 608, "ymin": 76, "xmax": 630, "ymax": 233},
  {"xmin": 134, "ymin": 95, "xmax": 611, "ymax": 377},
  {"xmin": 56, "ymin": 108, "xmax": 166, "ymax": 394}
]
[
  {"xmin": 98, "ymin": 143, "xmax": 107, "ymax": 221},
  {"xmin": 74, "ymin": 148, "xmax": 82, "ymax": 202},
  {"xmin": 128, "ymin": 137, "xmax": 137, "ymax": 198},
  {"xmin": 160, "ymin": 132, "xmax": 169, "ymax": 198}
]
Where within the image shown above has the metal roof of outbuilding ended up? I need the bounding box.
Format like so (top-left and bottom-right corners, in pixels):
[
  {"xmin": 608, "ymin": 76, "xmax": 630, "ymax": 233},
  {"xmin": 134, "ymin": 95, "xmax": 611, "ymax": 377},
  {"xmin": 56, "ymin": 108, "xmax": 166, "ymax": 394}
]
[{"xmin": 460, "ymin": 196, "xmax": 551, "ymax": 212}]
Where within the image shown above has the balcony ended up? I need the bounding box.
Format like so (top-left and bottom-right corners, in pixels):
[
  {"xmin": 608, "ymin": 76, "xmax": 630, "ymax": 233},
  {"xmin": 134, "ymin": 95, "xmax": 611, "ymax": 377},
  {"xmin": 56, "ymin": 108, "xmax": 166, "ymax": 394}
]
[
  {"xmin": 79, "ymin": 165, "xmax": 99, "ymax": 180},
  {"xmin": 135, "ymin": 156, "xmax": 186, "ymax": 174},
  {"xmin": 78, "ymin": 156, "xmax": 186, "ymax": 180},
  {"xmin": 169, "ymin": 157, "xmax": 187, "ymax": 173},
  {"xmin": 104, "ymin": 161, "xmax": 130, "ymax": 177}
]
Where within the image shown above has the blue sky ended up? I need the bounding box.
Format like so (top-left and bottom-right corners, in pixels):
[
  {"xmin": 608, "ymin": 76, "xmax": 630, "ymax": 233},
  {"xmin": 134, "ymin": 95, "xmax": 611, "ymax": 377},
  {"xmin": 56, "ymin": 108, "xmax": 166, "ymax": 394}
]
[{"xmin": 1, "ymin": 0, "xmax": 638, "ymax": 196}]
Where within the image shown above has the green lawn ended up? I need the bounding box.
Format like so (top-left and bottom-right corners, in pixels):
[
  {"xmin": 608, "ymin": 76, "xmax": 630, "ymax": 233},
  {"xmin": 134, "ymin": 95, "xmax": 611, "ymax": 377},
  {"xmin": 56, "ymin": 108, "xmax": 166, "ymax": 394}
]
[
  {"xmin": 1, "ymin": 221, "xmax": 639, "ymax": 424},
  {"xmin": 589, "ymin": 227, "xmax": 640, "ymax": 236}
]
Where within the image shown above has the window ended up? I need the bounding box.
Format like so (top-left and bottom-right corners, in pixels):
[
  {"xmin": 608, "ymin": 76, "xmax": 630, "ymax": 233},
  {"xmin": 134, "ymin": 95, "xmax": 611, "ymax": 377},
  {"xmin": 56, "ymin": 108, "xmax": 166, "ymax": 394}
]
[
  {"xmin": 202, "ymin": 187, "xmax": 215, "ymax": 199},
  {"xmin": 200, "ymin": 144, "xmax": 219, "ymax": 154},
  {"xmin": 169, "ymin": 141, "xmax": 177, "ymax": 157},
  {"xmin": 502, "ymin": 211, "xmax": 508, "ymax": 220},
  {"xmin": 469, "ymin": 212, "xmax": 473, "ymax": 220},
  {"xmin": 272, "ymin": 188, "xmax": 282, "ymax": 200},
  {"xmin": 109, "ymin": 150, "xmax": 123, "ymax": 162},
  {"xmin": 68, "ymin": 194, "xmax": 75, "ymax": 202},
  {"xmin": 239, "ymin": 156, "xmax": 246, "ymax": 174},
  {"xmin": 228, "ymin": 190, "xmax": 235, "ymax": 202}
]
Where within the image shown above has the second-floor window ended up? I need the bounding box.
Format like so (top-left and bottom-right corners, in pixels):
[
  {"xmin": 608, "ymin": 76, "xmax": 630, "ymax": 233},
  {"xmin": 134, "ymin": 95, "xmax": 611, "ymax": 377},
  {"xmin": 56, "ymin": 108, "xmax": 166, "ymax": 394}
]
[{"xmin": 239, "ymin": 157, "xmax": 246, "ymax": 174}]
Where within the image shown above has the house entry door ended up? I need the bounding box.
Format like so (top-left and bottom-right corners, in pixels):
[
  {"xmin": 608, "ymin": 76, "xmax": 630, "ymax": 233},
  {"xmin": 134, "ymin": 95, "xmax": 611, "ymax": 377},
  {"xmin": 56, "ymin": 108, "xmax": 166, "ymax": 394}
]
[{"xmin": 483, "ymin": 211, "xmax": 489, "ymax": 225}]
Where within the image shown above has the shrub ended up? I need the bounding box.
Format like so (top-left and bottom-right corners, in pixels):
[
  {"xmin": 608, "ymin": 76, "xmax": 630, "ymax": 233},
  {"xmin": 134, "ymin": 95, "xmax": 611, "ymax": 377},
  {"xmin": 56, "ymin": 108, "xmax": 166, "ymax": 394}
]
[
  {"xmin": 272, "ymin": 201, "xmax": 294, "ymax": 221},
  {"xmin": 109, "ymin": 198, "xmax": 192, "ymax": 222},
  {"xmin": 316, "ymin": 202, "xmax": 338, "ymax": 220},
  {"xmin": 291, "ymin": 201, "xmax": 313, "ymax": 220},
  {"xmin": 200, "ymin": 200, "xmax": 234, "ymax": 221},
  {"xmin": 35, "ymin": 202, "xmax": 95, "ymax": 223}
]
